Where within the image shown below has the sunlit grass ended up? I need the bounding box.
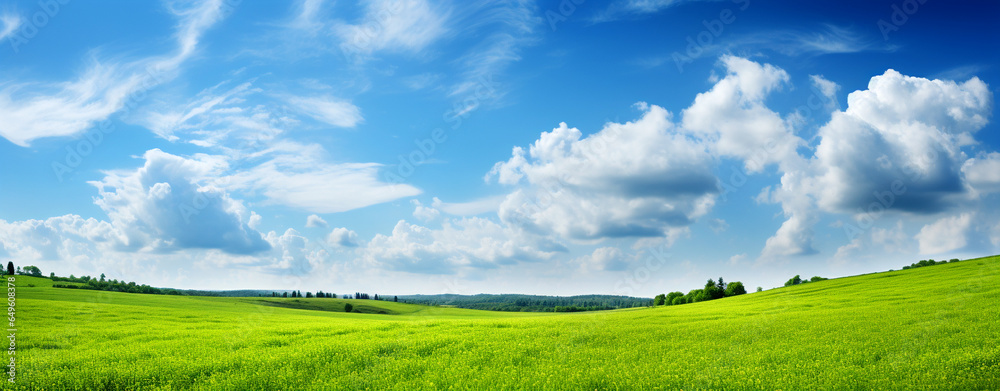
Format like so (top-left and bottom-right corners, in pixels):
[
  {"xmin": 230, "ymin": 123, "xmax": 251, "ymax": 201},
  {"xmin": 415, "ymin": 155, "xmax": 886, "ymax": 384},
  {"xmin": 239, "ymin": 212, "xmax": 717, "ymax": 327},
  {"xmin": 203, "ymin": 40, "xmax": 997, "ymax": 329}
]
[{"xmin": 12, "ymin": 256, "xmax": 1000, "ymax": 390}]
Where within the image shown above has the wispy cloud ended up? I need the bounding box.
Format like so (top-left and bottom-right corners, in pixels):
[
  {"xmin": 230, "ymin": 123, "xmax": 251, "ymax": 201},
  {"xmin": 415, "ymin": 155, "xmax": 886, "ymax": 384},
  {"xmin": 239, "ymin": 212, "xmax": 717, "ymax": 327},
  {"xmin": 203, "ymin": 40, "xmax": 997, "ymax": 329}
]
[
  {"xmin": 592, "ymin": 0, "xmax": 721, "ymax": 23},
  {"xmin": 335, "ymin": 0, "xmax": 449, "ymax": 57},
  {"xmin": 729, "ymin": 25, "xmax": 895, "ymax": 56},
  {"xmin": 447, "ymin": 1, "xmax": 541, "ymax": 98},
  {"xmin": 286, "ymin": 95, "xmax": 363, "ymax": 128},
  {"xmin": 0, "ymin": 12, "xmax": 21, "ymax": 40},
  {"xmin": 0, "ymin": 0, "xmax": 230, "ymax": 147}
]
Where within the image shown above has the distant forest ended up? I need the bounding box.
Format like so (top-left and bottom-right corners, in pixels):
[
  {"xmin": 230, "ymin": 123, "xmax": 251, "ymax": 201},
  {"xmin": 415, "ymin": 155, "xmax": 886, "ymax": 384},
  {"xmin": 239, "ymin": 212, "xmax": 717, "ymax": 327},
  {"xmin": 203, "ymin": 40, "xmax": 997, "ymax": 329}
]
[{"xmin": 397, "ymin": 294, "xmax": 652, "ymax": 312}]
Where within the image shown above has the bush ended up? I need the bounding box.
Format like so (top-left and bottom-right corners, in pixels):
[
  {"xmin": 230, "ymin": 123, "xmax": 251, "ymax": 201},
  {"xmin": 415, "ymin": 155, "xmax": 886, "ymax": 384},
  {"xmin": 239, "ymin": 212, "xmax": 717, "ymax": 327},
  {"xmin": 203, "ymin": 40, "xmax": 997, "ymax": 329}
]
[
  {"xmin": 784, "ymin": 275, "xmax": 802, "ymax": 287},
  {"xmin": 344, "ymin": 303, "xmax": 353, "ymax": 313},
  {"xmin": 809, "ymin": 276, "xmax": 827, "ymax": 282},
  {"xmin": 949, "ymin": 258, "xmax": 960, "ymax": 263},
  {"xmin": 654, "ymin": 294, "xmax": 667, "ymax": 306}
]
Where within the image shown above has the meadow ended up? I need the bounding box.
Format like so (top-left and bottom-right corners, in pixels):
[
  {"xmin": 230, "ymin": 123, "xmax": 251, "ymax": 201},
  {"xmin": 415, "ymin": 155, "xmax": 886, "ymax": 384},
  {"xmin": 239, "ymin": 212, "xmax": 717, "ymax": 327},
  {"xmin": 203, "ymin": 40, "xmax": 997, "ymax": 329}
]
[{"xmin": 10, "ymin": 256, "xmax": 1000, "ymax": 390}]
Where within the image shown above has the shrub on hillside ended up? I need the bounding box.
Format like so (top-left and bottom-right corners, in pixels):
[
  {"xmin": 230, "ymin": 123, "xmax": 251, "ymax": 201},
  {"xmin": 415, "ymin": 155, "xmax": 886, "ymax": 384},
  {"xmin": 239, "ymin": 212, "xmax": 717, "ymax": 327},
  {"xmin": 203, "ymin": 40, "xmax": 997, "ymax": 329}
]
[{"xmin": 784, "ymin": 275, "xmax": 802, "ymax": 287}]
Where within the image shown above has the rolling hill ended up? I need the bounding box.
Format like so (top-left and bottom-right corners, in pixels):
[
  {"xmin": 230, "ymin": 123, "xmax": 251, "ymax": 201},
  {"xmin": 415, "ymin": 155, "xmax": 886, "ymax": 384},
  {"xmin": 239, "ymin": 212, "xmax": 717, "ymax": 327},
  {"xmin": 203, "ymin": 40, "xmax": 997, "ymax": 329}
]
[{"xmin": 10, "ymin": 255, "xmax": 1000, "ymax": 390}]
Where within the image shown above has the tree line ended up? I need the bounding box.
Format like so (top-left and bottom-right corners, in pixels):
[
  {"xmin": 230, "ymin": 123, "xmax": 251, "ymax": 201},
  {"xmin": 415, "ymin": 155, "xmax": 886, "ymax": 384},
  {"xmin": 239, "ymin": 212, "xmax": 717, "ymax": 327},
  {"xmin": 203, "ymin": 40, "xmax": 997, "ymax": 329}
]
[
  {"xmin": 654, "ymin": 277, "xmax": 747, "ymax": 306},
  {"xmin": 783, "ymin": 275, "xmax": 827, "ymax": 287},
  {"xmin": 901, "ymin": 258, "xmax": 959, "ymax": 270}
]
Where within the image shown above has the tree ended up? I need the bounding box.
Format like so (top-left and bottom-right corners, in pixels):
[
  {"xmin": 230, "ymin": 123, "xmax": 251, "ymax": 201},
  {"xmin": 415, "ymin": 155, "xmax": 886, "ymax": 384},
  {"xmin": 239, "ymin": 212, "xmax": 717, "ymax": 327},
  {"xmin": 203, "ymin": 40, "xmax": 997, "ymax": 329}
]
[
  {"xmin": 344, "ymin": 303, "xmax": 353, "ymax": 313},
  {"xmin": 665, "ymin": 292, "xmax": 683, "ymax": 306},
  {"xmin": 717, "ymin": 277, "xmax": 726, "ymax": 291},
  {"xmin": 784, "ymin": 275, "xmax": 802, "ymax": 287},
  {"xmin": 654, "ymin": 294, "xmax": 667, "ymax": 306},
  {"xmin": 282, "ymin": 292, "xmax": 288, "ymax": 298},
  {"xmin": 809, "ymin": 276, "xmax": 827, "ymax": 282},
  {"xmin": 756, "ymin": 287, "xmax": 763, "ymax": 292},
  {"xmin": 100, "ymin": 273, "xmax": 106, "ymax": 282},
  {"xmin": 393, "ymin": 296, "xmax": 398, "ymax": 302},
  {"xmin": 50, "ymin": 272, "xmax": 55, "ymax": 278},
  {"xmin": 306, "ymin": 292, "xmax": 313, "ymax": 298},
  {"xmin": 5, "ymin": 262, "xmax": 12, "ymax": 276},
  {"xmin": 22, "ymin": 266, "xmax": 42, "ymax": 277},
  {"xmin": 725, "ymin": 281, "xmax": 747, "ymax": 297},
  {"xmin": 16, "ymin": 267, "xmax": 22, "ymax": 275}
]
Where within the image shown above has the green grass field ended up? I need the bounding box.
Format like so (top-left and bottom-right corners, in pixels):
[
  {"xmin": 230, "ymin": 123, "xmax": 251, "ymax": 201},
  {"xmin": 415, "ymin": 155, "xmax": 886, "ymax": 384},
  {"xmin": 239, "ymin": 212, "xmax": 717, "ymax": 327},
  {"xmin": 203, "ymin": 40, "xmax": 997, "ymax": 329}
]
[{"xmin": 11, "ymin": 256, "xmax": 1000, "ymax": 390}]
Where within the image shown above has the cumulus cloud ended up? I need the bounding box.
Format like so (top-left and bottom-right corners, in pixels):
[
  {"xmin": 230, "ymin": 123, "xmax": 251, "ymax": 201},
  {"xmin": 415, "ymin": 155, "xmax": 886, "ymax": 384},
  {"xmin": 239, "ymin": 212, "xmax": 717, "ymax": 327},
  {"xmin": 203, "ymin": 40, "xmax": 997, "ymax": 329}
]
[
  {"xmin": 327, "ymin": 227, "xmax": 360, "ymax": 248},
  {"xmin": 812, "ymin": 70, "xmax": 991, "ymax": 215},
  {"xmin": 682, "ymin": 55, "xmax": 802, "ymax": 172},
  {"xmin": 915, "ymin": 213, "xmax": 973, "ymax": 254},
  {"xmin": 411, "ymin": 200, "xmax": 440, "ymax": 222},
  {"xmin": 963, "ymin": 152, "xmax": 1000, "ymax": 194},
  {"xmin": 305, "ymin": 214, "xmax": 328, "ymax": 228},
  {"xmin": 91, "ymin": 149, "xmax": 270, "ymax": 255},
  {"xmin": 363, "ymin": 218, "xmax": 559, "ymax": 274},
  {"xmin": 0, "ymin": 215, "xmax": 116, "ymax": 261},
  {"xmin": 761, "ymin": 68, "xmax": 992, "ymax": 259},
  {"xmin": 0, "ymin": 0, "xmax": 229, "ymax": 147},
  {"xmin": 490, "ymin": 104, "xmax": 717, "ymax": 241}
]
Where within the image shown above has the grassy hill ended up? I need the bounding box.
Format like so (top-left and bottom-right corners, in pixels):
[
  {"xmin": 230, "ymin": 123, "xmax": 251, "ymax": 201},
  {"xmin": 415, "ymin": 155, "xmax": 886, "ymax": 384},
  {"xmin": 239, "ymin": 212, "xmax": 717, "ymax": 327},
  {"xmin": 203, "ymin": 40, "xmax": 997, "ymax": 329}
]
[{"xmin": 10, "ymin": 255, "xmax": 1000, "ymax": 390}]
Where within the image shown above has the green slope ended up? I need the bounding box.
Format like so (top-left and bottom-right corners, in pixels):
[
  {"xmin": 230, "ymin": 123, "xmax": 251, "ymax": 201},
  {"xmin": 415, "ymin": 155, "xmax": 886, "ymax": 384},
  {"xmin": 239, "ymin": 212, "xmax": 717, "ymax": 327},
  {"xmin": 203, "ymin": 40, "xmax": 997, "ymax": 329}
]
[{"xmin": 10, "ymin": 256, "xmax": 1000, "ymax": 390}]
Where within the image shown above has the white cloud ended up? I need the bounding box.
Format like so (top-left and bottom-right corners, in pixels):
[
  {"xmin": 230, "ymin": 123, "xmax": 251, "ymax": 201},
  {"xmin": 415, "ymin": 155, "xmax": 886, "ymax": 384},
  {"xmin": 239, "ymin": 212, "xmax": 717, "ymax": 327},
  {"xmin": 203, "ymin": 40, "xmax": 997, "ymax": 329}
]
[
  {"xmin": 761, "ymin": 68, "xmax": 992, "ymax": 259},
  {"xmin": 286, "ymin": 95, "xmax": 363, "ymax": 128},
  {"xmin": 0, "ymin": 13, "xmax": 21, "ymax": 41},
  {"xmin": 336, "ymin": 0, "xmax": 448, "ymax": 57},
  {"xmin": 447, "ymin": 1, "xmax": 540, "ymax": 98},
  {"xmin": 593, "ymin": 0, "xmax": 720, "ymax": 22},
  {"xmin": 0, "ymin": 0, "xmax": 229, "ymax": 147},
  {"xmin": 363, "ymin": 218, "xmax": 559, "ymax": 274},
  {"xmin": 833, "ymin": 236, "xmax": 864, "ymax": 260},
  {"xmin": 963, "ymin": 152, "xmax": 1000, "ymax": 194},
  {"xmin": 733, "ymin": 25, "xmax": 892, "ymax": 57},
  {"xmin": 225, "ymin": 141, "xmax": 421, "ymax": 213},
  {"xmin": 291, "ymin": 0, "xmax": 325, "ymax": 31},
  {"xmin": 431, "ymin": 195, "xmax": 505, "ymax": 216},
  {"xmin": 728, "ymin": 253, "xmax": 747, "ymax": 266},
  {"xmin": 411, "ymin": 199, "xmax": 441, "ymax": 222},
  {"xmin": 305, "ymin": 214, "xmax": 328, "ymax": 228},
  {"xmin": 809, "ymin": 75, "xmax": 840, "ymax": 109},
  {"xmin": 264, "ymin": 228, "xmax": 319, "ymax": 275},
  {"xmin": 682, "ymin": 55, "xmax": 801, "ymax": 172},
  {"xmin": 490, "ymin": 103, "xmax": 718, "ymax": 242},
  {"xmin": 991, "ymin": 222, "xmax": 1000, "ymax": 248},
  {"xmin": 709, "ymin": 218, "xmax": 728, "ymax": 233},
  {"xmin": 871, "ymin": 220, "xmax": 909, "ymax": 253},
  {"xmin": 575, "ymin": 247, "xmax": 628, "ymax": 273},
  {"xmin": 915, "ymin": 213, "xmax": 973, "ymax": 254},
  {"xmin": 813, "ymin": 70, "xmax": 991, "ymax": 214},
  {"xmin": 327, "ymin": 227, "xmax": 360, "ymax": 248},
  {"xmin": 0, "ymin": 215, "xmax": 117, "ymax": 261},
  {"xmin": 91, "ymin": 148, "xmax": 270, "ymax": 255}
]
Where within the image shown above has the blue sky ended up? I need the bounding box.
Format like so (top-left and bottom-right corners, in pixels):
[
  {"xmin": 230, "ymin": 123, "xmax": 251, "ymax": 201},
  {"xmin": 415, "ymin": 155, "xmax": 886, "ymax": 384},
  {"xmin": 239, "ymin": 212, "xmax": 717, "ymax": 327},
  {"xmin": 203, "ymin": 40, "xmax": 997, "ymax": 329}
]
[{"xmin": 1, "ymin": 0, "xmax": 998, "ymax": 296}]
